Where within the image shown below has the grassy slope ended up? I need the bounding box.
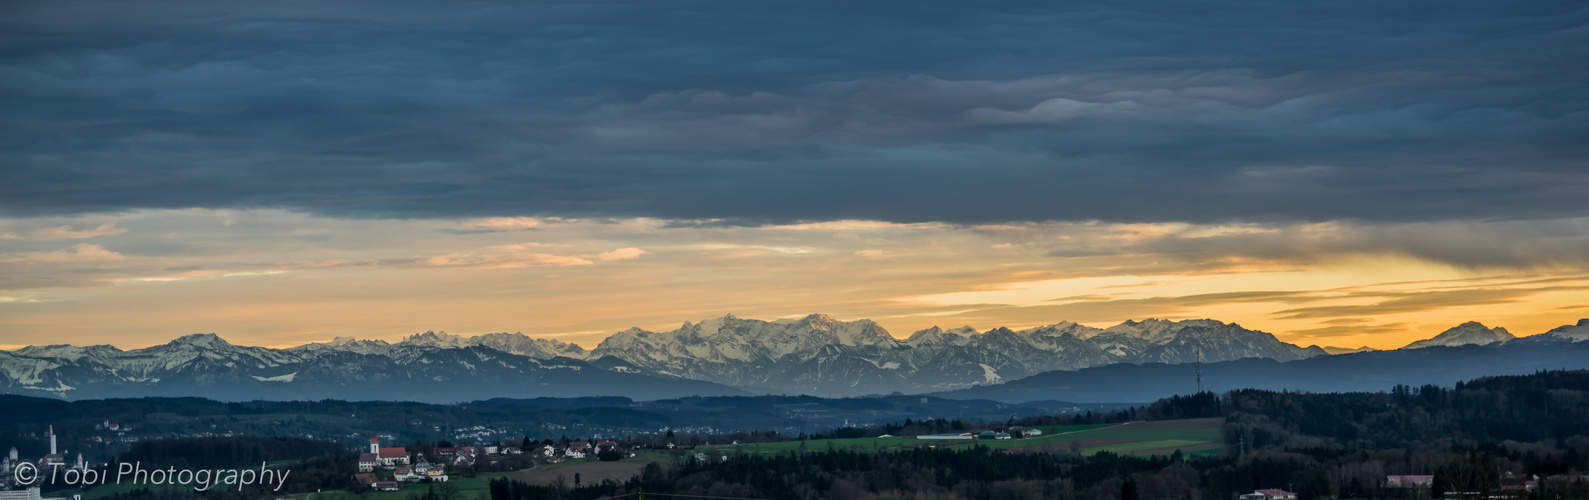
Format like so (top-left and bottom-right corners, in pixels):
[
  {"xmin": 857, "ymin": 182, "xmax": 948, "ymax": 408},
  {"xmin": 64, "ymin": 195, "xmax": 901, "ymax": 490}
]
[{"xmin": 699, "ymin": 422, "xmax": 1223, "ymax": 456}]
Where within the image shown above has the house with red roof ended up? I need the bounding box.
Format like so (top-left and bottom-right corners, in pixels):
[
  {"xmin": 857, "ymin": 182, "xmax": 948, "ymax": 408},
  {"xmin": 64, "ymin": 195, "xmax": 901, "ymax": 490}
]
[
  {"xmin": 378, "ymin": 446, "xmax": 410, "ymax": 466},
  {"xmin": 367, "ymin": 438, "xmax": 409, "ymax": 467}
]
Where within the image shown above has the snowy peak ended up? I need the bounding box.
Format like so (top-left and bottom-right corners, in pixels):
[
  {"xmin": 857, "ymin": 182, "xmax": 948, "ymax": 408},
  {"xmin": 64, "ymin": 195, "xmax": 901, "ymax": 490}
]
[
  {"xmin": 904, "ymin": 326, "xmax": 976, "ymax": 347},
  {"xmin": 1101, "ymin": 318, "xmax": 1228, "ymax": 343},
  {"xmin": 168, "ymin": 333, "xmax": 233, "ymax": 349},
  {"xmin": 290, "ymin": 337, "xmax": 393, "ymax": 355},
  {"xmin": 472, "ymin": 332, "xmax": 588, "ymax": 359},
  {"xmin": 12, "ymin": 344, "xmax": 122, "ymax": 362},
  {"xmin": 1539, "ymin": 318, "xmax": 1589, "ymax": 342},
  {"xmin": 1020, "ymin": 321, "xmax": 1103, "ymax": 340},
  {"xmin": 904, "ymin": 321, "xmax": 1098, "ymax": 348},
  {"xmin": 384, "ymin": 331, "xmax": 591, "ymax": 359},
  {"xmin": 808, "ymin": 315, "xmax": 896, "ymax": 347},
  {"xmin": 399, "ymin": 330, "xmax": 469, "ymax": 348},
  {"xmin": 693, "ymin": 313, "xmax": 894, "ymax": 348},
  {"xmin": 1402, "ymin": 321, "xmax": 1514, "ymax": 349},
  {"xmin": 684, "ymin": 315, "xmax": 734, "ymax": 338},
  {"xmin": 945, "ymin": 326, "xmax": 979, "ymax": 336}
]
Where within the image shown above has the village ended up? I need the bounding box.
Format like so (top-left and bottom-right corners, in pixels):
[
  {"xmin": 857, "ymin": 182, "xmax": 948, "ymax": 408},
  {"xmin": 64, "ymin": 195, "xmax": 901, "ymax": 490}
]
[{"xmin": 350, "ymin": 436, "xmax": 635, "ymax": 492}]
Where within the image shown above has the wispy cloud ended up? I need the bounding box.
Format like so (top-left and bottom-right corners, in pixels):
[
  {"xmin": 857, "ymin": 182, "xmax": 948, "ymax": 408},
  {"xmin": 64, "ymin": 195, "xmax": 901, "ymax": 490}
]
[
  {"xmin": 1287, "ymin": 319, "xmax": 1411, "ymax": 340},
  {"xmin": 1270, "ymin": 286, "xmax": 1589, "ymax": 320},
  {"xmin": 0, "ymin": 223, "xmax": 127, "ymax": 240},
  {"xmin": 596, "ymin": 247, "xmax": 648, "ymax": 261},
  {"xmin": 441, "ymin": 217, "xmax": 544, "ymax": 234},
  {"xmin": 0, "ymin": 243, "xmax": 124, "ymax": 263}
]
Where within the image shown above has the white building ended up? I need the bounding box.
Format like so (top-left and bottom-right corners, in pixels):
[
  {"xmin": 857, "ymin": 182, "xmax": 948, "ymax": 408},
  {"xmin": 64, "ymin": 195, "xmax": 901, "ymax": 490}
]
[
  {"xmin": 0, "ymin": 488, "xmax": 42, "ymax": 500},
  {"xmin": 915, "ymin": 433, "xmax": 976, "ymax": 441}
]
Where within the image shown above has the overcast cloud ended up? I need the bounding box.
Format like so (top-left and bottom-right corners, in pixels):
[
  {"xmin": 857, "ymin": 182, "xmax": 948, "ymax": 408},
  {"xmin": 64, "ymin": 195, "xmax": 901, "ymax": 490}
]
[{"xmin": 2, "ymin": 0, "xmax": 1586, "ymax": 224}]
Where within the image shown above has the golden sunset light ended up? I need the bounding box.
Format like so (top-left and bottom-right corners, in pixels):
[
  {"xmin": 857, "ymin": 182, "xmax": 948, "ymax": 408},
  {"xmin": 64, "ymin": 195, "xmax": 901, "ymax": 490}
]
[{"xmin": 3, "ymin": 210, "xmax": 1585, "ymax": 351}]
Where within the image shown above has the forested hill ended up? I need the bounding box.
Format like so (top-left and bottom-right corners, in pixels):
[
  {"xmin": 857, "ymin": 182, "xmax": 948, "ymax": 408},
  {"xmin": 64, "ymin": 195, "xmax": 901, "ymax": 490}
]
[{"xmin": 1137, "ymin": 369, "xmax": 1589, "ymax": 450}]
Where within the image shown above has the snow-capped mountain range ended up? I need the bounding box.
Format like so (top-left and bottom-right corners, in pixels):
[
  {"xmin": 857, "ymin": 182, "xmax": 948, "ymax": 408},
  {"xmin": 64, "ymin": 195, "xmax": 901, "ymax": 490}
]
[
  {"xmin": 3, "ymin": 315, "xmax": 1585, "ymax": 401},
  {"xmin": 291, "ymin": 330, "xmax": 588, "ymax": 359},
  {"xmin": 584, "ymin": 314, "xmax": 1326, "ymax": 396},
  {"xmin": 0, "ymin": 332, "xmax": 734, "ymax": 403}
]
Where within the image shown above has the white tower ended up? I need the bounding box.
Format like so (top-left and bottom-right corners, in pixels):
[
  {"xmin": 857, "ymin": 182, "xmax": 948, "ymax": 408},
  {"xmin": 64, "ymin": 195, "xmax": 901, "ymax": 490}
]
[
  {"xmin": 8, "ymin": 446, "xmax": 16, "ymax": 461},
  {"xmin": 370, "ymin": 438, "xmax": 379, "ymax": 454},
  {"xmin": 49, "ymin": 425, "xmax": 57, "ymax": 455}
]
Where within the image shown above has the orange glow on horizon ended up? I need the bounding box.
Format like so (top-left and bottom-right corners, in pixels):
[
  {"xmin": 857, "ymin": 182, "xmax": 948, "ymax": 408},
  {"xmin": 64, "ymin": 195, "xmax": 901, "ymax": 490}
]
[{"xmin": 1, "ymin": 210, "xmax": 1586, "ymax": 352}]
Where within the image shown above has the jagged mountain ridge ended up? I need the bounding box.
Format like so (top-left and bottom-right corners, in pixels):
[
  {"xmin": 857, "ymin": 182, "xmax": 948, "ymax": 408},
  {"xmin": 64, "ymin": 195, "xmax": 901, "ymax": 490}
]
[
  {"xmin": 1537, "ymin": 318, "xmax": 1589, "ymax": 343},
  {"xmin": 1, "ymin": 315, "xmax": 1328, "ymax": 399},
  {"xmin": 0, "ymin": 333, "xmax": 739, "ymax": 403},
  {"xmin": 289, "ymin": 330, "xmax": 587, "ymax": 359},
  {"xmin": 10, "ymin": 315, "xmax": 1582, "ymax": 401},
  {"xmin": 582, "ymin": 314, "xmax": 1327, "ymax": 396}
]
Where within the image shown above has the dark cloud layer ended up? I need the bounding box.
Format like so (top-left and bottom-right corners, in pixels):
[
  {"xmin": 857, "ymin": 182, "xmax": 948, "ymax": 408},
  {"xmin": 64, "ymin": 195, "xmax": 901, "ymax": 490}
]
[{"xmin": 3, "ymin": 0, "xmax": 1587, "ymax": 224}]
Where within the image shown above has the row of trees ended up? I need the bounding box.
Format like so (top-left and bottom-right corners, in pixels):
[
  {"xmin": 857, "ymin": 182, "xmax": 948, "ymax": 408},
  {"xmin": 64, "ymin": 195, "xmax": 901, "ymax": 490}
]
[{"xmin": 118, "ymin": 436, "xmax": 347, "ymax": 469}]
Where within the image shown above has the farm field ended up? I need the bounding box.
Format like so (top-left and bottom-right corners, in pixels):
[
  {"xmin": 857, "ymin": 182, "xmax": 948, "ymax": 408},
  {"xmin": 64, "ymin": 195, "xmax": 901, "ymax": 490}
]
[
  {"xmin": 698, "ymin": 418, "xmax": 1225, "ymax": 458},
  {"xmin": 508, "ymin": 460, "xmax": 657, "ymax": 487},
  {"xmin": 308, "ymin": 472, "xmax": 523, "ymax": 500}
]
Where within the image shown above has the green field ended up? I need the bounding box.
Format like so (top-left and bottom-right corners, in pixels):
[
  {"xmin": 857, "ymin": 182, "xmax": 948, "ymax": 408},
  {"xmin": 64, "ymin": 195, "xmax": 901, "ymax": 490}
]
[
  {"xmin": 699, "ymin": 420, "xmax": 1224, "ymax": 458},
  {"xmin": 110, "ymin": 421, "xmax": 1219, "ymax": 500},
  {"xmin": 1032, "ymin": 424, "xmax": 1118, "ymax": 434},
  {"xmin": 1065, "ymin": 428, "xmax": 1221, "ymax": 442},
  {"xmin": 302, "ymin": 472, "xmax": 518, "ymax": 500}
]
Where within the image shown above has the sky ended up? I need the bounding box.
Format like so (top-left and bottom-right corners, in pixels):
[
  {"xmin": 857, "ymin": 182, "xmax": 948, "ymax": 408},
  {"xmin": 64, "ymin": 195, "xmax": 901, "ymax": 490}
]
[{"xmin": 2, "ymin": 0, "xmax": 1587, "ymax": 350}]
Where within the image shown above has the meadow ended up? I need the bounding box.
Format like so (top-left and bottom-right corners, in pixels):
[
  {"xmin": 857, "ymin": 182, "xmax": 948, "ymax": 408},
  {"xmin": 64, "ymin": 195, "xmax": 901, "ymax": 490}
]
[{"xmin": 698, "ymin": 418, "xmax": 1224, "ymax": 457}]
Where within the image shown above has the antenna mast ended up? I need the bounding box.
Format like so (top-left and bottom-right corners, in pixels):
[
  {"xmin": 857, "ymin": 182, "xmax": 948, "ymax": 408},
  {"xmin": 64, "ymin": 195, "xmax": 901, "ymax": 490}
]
[{"xmin": 1196, "ymin": 348, "xmax": 1202, "ymax": 394}]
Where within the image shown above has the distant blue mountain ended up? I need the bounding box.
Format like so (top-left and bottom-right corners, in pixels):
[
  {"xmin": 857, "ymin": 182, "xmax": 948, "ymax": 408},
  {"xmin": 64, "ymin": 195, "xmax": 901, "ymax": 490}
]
[{"xmin": 929, "ymin": 336, "xmax": 1589, "ymax": 404}]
